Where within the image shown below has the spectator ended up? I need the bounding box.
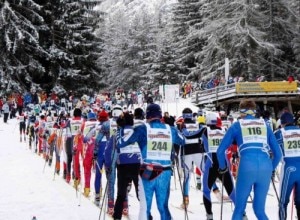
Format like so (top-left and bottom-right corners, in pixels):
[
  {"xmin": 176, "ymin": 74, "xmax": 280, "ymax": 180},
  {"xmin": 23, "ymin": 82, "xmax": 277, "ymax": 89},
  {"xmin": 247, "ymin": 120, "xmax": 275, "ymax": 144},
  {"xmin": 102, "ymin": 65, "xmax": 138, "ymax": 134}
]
[{"xmin": 288, "ymin": 75, "xmax": 295, "ymax": 83}]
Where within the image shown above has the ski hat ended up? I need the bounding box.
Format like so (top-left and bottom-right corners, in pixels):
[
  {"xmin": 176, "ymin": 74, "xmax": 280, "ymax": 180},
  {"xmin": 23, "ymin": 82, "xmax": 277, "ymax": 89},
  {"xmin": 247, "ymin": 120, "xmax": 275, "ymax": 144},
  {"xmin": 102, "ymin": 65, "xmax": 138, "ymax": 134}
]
[
  {"xmin": 73, "ymin": 108, "xmax": 82, "ymax": 117},
  {"xmin": 98, "ymin": 110, "xmax": 109, "ymax": 122},
  {"xmin": 134, "ymin": 108, "xmax": 144, "ymax": 120},
  {"xmin": 280, "ymin": 112, "xmax": 294, "ymax": 125},
  {"xmin": 112, "ymin": 105, "xmax": 123, "ymax": 118},
  {"xmin": 182, "ymin": 108, "xmax": 193, "ymax": 119},
  {"xmin": 239, "ymin": 99, "xmax": 256, "ymax": 115},
  {"xmin": 87, "ymin": 112, "xmax": 96, "ymax": 121},
  {"xmin": 206, "ymin": 112, "xmax": 218, "ymax": 125},
  {"xmin": 197, "ymin": 115, "xmax": 206, "ymax": 124},
  {"xmin": 146, "ymin": 103, "xmax": 162, "ymax": 119}
]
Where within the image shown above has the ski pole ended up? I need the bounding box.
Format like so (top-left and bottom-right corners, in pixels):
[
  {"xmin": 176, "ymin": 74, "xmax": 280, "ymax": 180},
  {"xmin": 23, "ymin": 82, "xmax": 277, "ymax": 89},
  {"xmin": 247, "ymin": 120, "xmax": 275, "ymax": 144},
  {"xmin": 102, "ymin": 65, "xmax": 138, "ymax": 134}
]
[
  {"xmin": 99, "ymin": 175, "xmax": 109, "ymax": 220},
  {"xmin": 220, "ymin": 173, "xmax": 225, "ymax": 220},
  {"xmin": 176, "ymin": 155, "xmax": 189, "ymax": 220},
  {"xmin": 78, "ymin": 169, "xmax": 83, "ymax": 206},
  {"xmin": 99, "ymin": 135, "xmax": 117, "ymax": 220},
  {"xmin": 271, "ymin": 177, "xmax": 279, "ymax": 202},
  {"xmin": 172, "ymin": 163, "xmax": 177, "ymax": 190}
]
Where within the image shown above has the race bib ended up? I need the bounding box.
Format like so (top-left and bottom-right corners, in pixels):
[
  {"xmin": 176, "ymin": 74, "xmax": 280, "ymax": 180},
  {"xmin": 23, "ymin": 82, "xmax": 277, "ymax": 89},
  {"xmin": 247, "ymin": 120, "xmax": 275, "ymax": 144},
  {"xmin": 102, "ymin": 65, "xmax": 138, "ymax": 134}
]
[
  {"xmin": 281, "ymin": 128, "xmax": 300, "ymax": 157},
  {"xmin": 146, "ymin": 124, "xmax": 172, "ymax": 160},
  {"xmin": 240, "ymin": 119, "xmax": 267, "ymax": 145}
]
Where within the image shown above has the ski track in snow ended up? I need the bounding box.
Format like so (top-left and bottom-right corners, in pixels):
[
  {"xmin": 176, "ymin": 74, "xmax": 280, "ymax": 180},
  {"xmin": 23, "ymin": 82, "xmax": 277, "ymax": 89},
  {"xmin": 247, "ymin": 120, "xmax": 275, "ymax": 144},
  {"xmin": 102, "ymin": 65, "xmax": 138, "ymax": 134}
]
[{"xmin": 0, "ymin": 98, "xmax": 297, "ymax": 220}]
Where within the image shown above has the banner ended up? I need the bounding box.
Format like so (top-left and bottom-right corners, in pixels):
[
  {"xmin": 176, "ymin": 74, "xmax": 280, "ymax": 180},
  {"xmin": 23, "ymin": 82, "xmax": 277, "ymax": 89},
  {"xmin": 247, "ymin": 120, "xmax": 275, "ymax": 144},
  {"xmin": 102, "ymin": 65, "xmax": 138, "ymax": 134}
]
[{"xmin": 235, "ymin": 81, "xmax": 298, "ymax": 93}]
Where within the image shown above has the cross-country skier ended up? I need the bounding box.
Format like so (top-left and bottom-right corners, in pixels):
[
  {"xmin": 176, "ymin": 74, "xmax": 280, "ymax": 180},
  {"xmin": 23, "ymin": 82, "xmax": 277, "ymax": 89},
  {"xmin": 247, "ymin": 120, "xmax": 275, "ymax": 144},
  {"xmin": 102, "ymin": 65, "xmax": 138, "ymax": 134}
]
[
  {"xmin": 93, "ymin": 107, "xmax": 117, "ymax": 214},
  {"xmin": 82, "ymin": 112, "xmax": 98, "ymax": 197},
  {"xmin": 61, "ymin": 108, "xmax": 83, "ymax": 184},
  {"xmin": 274, "ymin": 111, "xmax": 300, "ymax": 220},
  {"xmin": 113, "ymin": 112, "xmax": 141, "ymax": 219},
  {"xmin": 176, "ymin": 107, "xmax": 205, "ymax": 209},
  {"xmin": 116, "ymin": 103, "xmax": 185, "ymax": 220},
  {"xmin": 97, "ymin": 106, "xmax": 123, "ymax": 215},
  {"xmin": 184, "ymin": 111, "xmax": 236, "ymax": 220},
  {"xmin": 26, "ymin": 111, "xmax": 37, "ymax": 150},
  {"xmin": 17, "ymin": 110, "xmax": 27, "ymax": 142},
  {"xmin": 217, "ymin": 99, "xmax": 282, "ymax": 220}
]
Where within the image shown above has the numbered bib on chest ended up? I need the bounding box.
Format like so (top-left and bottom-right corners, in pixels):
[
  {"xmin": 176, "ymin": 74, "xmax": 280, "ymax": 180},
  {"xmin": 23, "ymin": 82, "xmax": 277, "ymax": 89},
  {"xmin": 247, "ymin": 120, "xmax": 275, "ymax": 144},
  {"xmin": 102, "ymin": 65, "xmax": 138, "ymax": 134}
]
[
  {"xmin": 185, "ymin": 123, "xmax": 199, "ymax": 144},
  {"xmin": 70, "ymin": 120, "xmax": 82, "ymax": 135},
  {"xmin": 83, "ymin": 121, "xmax": 97, "ymax": 136},
  {"xmin": 207, "ymin": 127, "xmax": 225, "ymax": 152},
  {"xmin": 146, "ymin": 124, "xmax": 172, "ymax": 161},
  {"xmin": 120, "ymin": 129, "xmax": 140, "ymax": 154},
  {"xmin": 281, "ymin": 128, "xmax": 300, "ymax": 157},
  {"xmin": 240, "ymin": 119, "xmax": 267, "ymax": 145}
]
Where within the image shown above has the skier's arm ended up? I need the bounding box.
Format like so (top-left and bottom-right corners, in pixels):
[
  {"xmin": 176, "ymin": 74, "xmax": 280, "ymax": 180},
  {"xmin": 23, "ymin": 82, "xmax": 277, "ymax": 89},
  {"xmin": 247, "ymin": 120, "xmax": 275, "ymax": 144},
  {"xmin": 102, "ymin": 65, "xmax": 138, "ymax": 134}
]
[
  {"xmin": 268, "ymin": 127, "xmax": 282, "ymax": 170},
  {"xmin": 217, "ymin": 126, "xmax": 236, "ymax": 169}
]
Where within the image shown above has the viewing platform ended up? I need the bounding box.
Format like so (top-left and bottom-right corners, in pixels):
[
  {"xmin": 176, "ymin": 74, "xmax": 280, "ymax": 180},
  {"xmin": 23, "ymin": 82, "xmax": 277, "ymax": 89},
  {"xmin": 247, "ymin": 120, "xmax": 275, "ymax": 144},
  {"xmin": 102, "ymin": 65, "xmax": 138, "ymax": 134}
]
[{"xmin": 191, "ymin": 81, "xmax": 300, "ymax": 114}]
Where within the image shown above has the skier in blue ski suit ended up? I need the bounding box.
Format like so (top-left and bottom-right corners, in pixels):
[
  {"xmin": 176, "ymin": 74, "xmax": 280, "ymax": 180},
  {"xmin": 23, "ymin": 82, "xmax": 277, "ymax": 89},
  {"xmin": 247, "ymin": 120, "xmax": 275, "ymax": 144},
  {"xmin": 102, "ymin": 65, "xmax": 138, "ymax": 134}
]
[
  {"xmin": 93, "ymin": 110, "xmax": 110, "ymax": 203},
  {"xmin": 274, "ymin": 112, "xmax": 300, "ymax": 220},
  {"xmin": 113, "ymin": 112, "xmax": 141, "ymax": 219},
  {"xmin": 217, "ymin": 99, "xmax": 282, "ymax": 220},
  {"xmin": 116, "ymin": 103, "xmax": 185, "ymax": 220},
  {"xmin": 190, "ymin": 112, "xmax": 236, "ymax": 220},
  {"xmin": 94, "ymin": 106, "xmax": 121, "ymax": 215}
]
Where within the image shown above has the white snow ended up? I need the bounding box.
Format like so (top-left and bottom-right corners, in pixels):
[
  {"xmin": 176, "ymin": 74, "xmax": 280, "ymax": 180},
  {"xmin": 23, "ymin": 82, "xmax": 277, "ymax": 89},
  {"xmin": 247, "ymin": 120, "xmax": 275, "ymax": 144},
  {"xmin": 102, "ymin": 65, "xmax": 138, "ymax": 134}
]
[{"xmin": 0, "ymin": 98, "xmax": 296, "ymax": 220}]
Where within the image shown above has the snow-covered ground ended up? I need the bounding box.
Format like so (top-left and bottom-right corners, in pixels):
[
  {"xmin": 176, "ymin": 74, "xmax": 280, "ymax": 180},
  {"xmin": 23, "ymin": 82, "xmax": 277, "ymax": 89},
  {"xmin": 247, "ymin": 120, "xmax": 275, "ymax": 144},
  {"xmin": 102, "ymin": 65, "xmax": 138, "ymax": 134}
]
[{"xmin": 0, "ymin": 98, "xmax": 296, "ymax": 220}]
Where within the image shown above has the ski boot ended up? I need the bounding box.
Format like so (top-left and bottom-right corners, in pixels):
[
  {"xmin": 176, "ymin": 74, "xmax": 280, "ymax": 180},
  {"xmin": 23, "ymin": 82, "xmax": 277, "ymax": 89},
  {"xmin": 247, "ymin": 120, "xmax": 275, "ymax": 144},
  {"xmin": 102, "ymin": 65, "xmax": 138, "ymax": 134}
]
[
  {"xmin": 122, "ymin": 201, "xmax": 129, "ymax": 217},
  {"xmin": 196, "ymin": 182, "xmax": 202, "ymax": 190},
  {"xmin": 122, "ymin": 208, "xmax": 129, "ymax": 217},
  {"xmin": 243, "ymin": 213, "xmax": 248, "ymax": 220},
  {"xmin": 20, "ymin": 136, "xmax": 22, "ymax": 142},
  {"xmin": 48, "ymin": 157, "xmax": 52, "ymax": 167},
  {"xmin": 83, "ymin": 187, "xmax": 90, "ymax": 197},
  {"xmin": 107, "ymin": 200, "xmax": 114, "ymax": 216},
  {"xmin": 94, "ymin": 193, "xmax": 101, "ymax": 206},
  {"xmin": 55, "ymin": 161, "xmax": 60, "ymax": 175},
  {"xmin": 107, "ymin": 208, "xmax": 114, "ymax": 217},
  {"xmin": 206, "ymin": 213, "xmax": 213, "ymax": 220},
  {"xmin": 73, "ymin": 178, "xmax": 80, "ymax": 189}
]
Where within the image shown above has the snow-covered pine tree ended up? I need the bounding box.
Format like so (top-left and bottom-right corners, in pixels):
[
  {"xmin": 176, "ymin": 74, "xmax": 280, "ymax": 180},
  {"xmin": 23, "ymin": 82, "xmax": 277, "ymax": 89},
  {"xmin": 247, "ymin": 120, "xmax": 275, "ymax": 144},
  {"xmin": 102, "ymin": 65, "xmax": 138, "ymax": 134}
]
[
  {"xmin": 35, "ymin": 0, "xmax": 104, "ymax": 94},
  {"xmin": 193, "ymin": 0, "xmax": 300, "ymax": 81},
  {"xmin": 145, "ymin": 1, "xmax": 181, "ymax": 87},
  {"xmin": 170, "ymin": 0, "xmax": 203, "ymax": 82},
  {"xmin": 0, "ymin": 0, "xmax": 47, "ymax": 93}
]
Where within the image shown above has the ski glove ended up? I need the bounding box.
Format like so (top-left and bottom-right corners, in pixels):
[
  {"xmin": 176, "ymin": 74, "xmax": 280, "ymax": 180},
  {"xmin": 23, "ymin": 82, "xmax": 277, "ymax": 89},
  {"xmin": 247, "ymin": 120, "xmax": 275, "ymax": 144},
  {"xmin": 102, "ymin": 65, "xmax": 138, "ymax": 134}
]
[{"xmin": 218, "ymin": 167, "xmax": 228, "ymax": 175}]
